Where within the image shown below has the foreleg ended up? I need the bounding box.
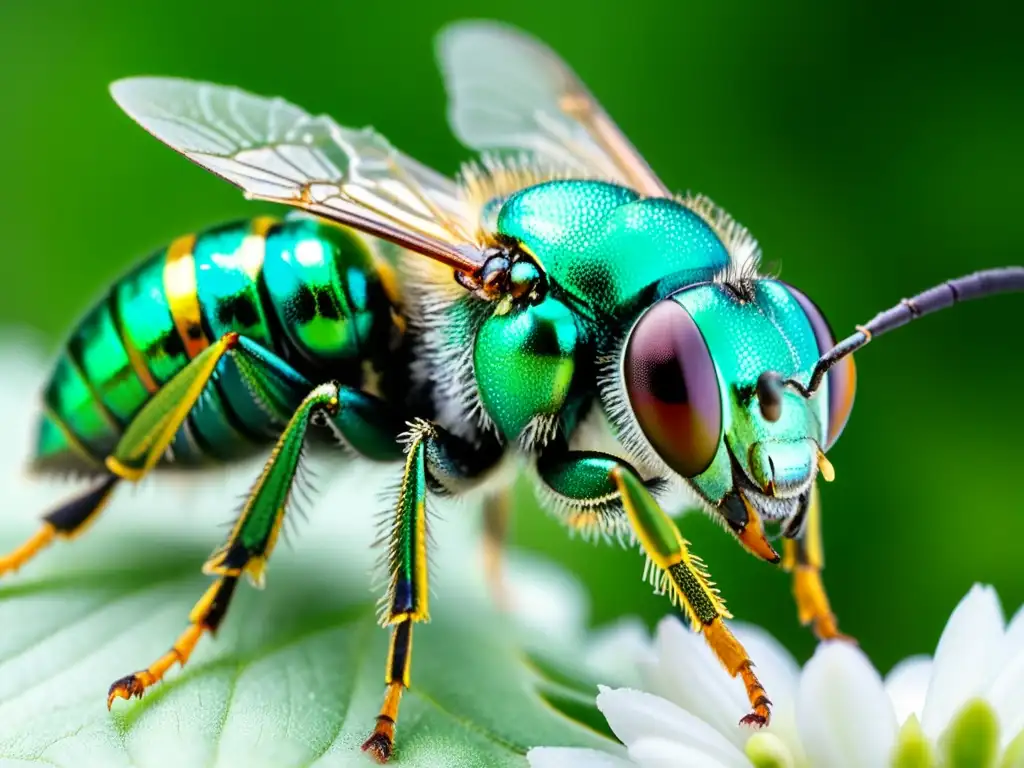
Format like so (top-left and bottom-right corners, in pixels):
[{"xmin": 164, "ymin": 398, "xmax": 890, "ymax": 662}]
[{"xmin": 537, "ymin": 449, "xmax": 772, "ymax": 726}]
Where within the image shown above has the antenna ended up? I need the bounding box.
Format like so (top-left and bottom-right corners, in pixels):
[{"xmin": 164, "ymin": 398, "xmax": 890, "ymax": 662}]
[{"xmin": 785, "ymin": 267, "xmax": 1024, "ymax": 398}]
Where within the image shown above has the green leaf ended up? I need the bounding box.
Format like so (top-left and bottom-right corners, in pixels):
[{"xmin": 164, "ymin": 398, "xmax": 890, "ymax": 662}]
[{"xmin": 0, "ymin": 444, "xmax": 612, "ymax": 767}]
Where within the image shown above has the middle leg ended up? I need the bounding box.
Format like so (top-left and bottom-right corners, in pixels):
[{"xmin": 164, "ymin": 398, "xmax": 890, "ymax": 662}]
[{"xmin": 362, "ymin": 419, "xmax": 503, "ymax": 763}]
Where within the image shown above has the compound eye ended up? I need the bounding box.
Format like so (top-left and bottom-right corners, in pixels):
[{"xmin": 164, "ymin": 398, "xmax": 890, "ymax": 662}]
[
  {"xmin": 624, "ymin": 300, "xmax": 722, "ymax": 477},
  {"xmin": 785, "ymin": 285, "xmax": 857, "ymax": 449}
]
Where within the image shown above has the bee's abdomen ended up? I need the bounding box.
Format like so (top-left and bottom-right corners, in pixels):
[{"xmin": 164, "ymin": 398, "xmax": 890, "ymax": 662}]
[{"xmin": 35, "ymin": 216, "xmax": 401, "ymax": 474}]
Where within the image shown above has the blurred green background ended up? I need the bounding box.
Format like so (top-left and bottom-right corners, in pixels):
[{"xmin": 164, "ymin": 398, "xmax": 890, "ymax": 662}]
[{"xmin": 1, "ymin": 0, "xmax": 1021, "ymax": 673}]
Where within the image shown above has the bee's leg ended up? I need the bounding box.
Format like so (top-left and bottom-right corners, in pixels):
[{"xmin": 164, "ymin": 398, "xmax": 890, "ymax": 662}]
[
  {"xmin": 0, "ymin": 332, "xmax": 251, "ymax": 579},
  {"xmin": 96, "ymin": 333, "xmax": 383, "ymax": 706},
  {"xmin": 537, "ymin": 449, "xmax": 772, "ymax": 727},
  {"xmin": 106, "ymin": 575, "xmax": 239, "ymax": 706},
  {"xmin": 0, "ymin": 474, "xmax": 119, "ymax": 577},
  {"xmin": 108, "ymin": 379, "xmax": 399, "ymax": 705},
  {"xmin": 781, "ymin": 481, "xmax": 852, "ymax": 642},
  {"xmin": 482, "ymin": 490, "xmax": 512, "ymax": 608},
  {"xmin": 362, "ymin": 419, "xmax": 502, "ymax": 763}
]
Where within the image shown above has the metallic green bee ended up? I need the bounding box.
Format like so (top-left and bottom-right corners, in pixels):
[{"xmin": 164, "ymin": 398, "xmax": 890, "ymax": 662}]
[{"xmin": 2, "ymin": 20, "xmax": 1021, "ymax": 762}]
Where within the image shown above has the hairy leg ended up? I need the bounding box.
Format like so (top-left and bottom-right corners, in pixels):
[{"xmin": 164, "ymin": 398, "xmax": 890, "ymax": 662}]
[
  {"xmin": 538, "ymin": 449, "xmax": 772, "ymax": 726},
  {"xmin": 362, "ymin": 419, "xmax": 503, "ymax": 763},
  {"xmin": 107, "ymin": 375, "xmax": 412, "ymax": 704}
]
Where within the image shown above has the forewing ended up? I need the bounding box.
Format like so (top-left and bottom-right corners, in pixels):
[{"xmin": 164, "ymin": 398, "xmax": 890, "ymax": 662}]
[
  {"xmin": 109, "ymin": 77, "xmax": 483, "ymax": 273},
  {"xmin": 437, "ymin": 21, "xmax": 669, "ymax": 197}
]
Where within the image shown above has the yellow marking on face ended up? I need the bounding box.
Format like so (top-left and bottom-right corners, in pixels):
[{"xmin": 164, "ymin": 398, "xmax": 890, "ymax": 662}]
[
  {"xmin": 163, "ymin": 234, "xmax": 208, "ymax": 358},
  {"xmin": 817, "ymin": 449, "xmax": 836, "ymax": 482}
]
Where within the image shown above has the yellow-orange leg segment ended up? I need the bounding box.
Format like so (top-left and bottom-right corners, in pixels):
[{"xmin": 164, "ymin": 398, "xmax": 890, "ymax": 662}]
[
  {"xmin": 0, "ymin": 475, "xmax": 119, "ymax": 578},
  {"xmin": 0, "ymin": 525, "xmax": 56, "ymax": 576},
  {"xmin": 363, "ymin": 421, "xmax": 436, "ymax": 763},
  {"xmin": 107, "ymin": 576, "xmax": 238, "ymax": 707},
  {"xmin": 3, "ymin": 334, "xmax": 240, "ymax": 581},
  {"xmin": 362, "ymin": 619, "xmax": 413, "ymax": 763},
  {"xmin": 481, "ymin": 490, "xmax": 512, "ymax": 610},
  {"xmin": 611, "ymin": 465, "xmax": 772, "ymax": 727},
  {"xmin": 781, "ymin": 481, "xmax": 853, "ymax": 642},
  {"xmin": 702, "ymin": 618, "xmax": 772, "ymax": 725}
]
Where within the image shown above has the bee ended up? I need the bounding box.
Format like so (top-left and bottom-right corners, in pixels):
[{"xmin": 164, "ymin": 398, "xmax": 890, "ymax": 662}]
[{"xmin": 2, "ymin": 20, "xmax": 1020, "ymax": 763}]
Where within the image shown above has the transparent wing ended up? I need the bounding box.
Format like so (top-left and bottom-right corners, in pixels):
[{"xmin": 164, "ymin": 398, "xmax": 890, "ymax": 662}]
[
  {"xmin": 437, "ymin": 21, "xmax": 669, "ymax": 198},
  {"xmin": 110, "ymin": 77, "xmax": 484, "ymax": 274}
]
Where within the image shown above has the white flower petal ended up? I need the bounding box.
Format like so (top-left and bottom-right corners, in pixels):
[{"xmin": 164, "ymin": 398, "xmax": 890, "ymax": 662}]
[
  {"xmin": 884, "ymin": 655, "xmax": 932, "ymax": 724},
  {"xmin": 586, "ymin": 618, "xmax": 655, "ymax": 688},
  {"xmin": 797, "ymin": 642, "xmax": 897, "ymax": 768},
  {"xmin": 629, "ymin": 736, "xmax": 750, "ymax": 768},
  {"xmin": 998, "ymin": 602, "xmax": 1024, "ymax": 671},
  {"xmin": 639, "ymin": 617, "xmax": 748, "ymax": 747},
  {"xmin": 986, "ymin": 645, "xmax": 1024, "ymax": 749},
  {"xmin": 527, "ymin": 747, "xmax": 635, "ymax": 768},
  {"xmin": 597, "ymin": 687, "xmax": 748, "ymax": 766},
  {"xmin": 920, "ymin": 584, "xmax": 1005, "ymax": 739}
]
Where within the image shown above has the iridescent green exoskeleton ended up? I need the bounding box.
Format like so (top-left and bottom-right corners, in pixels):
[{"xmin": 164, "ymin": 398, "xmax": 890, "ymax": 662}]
[{"xmin": 2, "ymin": 21, "xmax": 1022, "ymax": 763}]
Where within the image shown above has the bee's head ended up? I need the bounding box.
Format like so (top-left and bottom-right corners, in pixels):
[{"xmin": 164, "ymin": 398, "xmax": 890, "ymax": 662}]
[{"xmin": 619, "ymin": 280, "xmax": 856, "ymax": 560}]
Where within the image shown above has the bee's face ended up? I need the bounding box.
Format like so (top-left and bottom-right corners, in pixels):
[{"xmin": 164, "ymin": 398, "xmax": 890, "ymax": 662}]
[{"xmin": 621, "ymin": 280, "xmax": 856, "ymax": 539}]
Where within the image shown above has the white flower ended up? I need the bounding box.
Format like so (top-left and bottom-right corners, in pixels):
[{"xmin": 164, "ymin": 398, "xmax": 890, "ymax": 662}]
[{"xmin": 529, "ymin": 585, "xmax": 1024, "ymax": 768}]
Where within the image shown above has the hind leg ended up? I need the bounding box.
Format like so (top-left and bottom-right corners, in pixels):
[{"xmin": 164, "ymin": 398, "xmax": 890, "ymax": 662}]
[
  {"xmin": 106, "ymin": 575, "xmax": 240, "ymax": 705},
  {"xmin": 1, "ymin": 331, "xmax": 329, "ymax": 578},
  {"xmin": 0, "ymin": 333, "xmax": 246, "ymax": 579},
  {"xmin": 107, "ymin": 382, "xmax": 337, "ymax": 704},
  {"xmin": 0, "ymin": 474, "xmax": 120, "ymax": 576}
]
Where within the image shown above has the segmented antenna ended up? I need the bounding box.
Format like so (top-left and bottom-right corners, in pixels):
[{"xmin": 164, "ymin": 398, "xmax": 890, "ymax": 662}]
[{"xmin": 787, "ymin": 266, "xmax": 1024, "ymax": 398}]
